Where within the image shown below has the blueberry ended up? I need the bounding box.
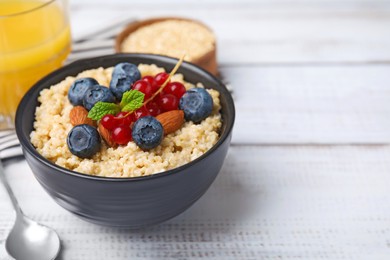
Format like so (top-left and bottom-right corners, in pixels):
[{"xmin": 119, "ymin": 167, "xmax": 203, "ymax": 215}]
[
  {"xmin": 132, "ymin": 116, "xmax": 163, "ymax": 150},
  {"xmin": 67, "ymin": 124, "xmax": 101, "ymax": 158},
  {"xmin": 109, "ymin": 62, "xmax": 141, "ymax": 100},
  {"xmin": 179, "ymin": 88, "xmax": 213, "ymax": 123},
  {"xmin": 68, "ymin": 77, "xmax": 98, "ymax": 106},
  {"xmin": 83, "ymin": 85, "xmax": 116, "ymax": 111}
]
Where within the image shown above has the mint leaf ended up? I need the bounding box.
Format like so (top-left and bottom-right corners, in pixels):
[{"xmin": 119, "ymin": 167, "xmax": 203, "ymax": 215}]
[
  {"xmin": 122, "ymin": 102, "xmax": 141, "ymax": 112},
  {"xmin": 120, "ymin": 90, "xmax": 144, "ymax": 112},
  {"xmin": 88, "ymin": 102, "xmax": 120, "ymax": 120}
]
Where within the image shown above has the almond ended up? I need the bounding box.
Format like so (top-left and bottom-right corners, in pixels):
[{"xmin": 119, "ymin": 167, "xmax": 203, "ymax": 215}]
[
  {"xmin": 69, "ymin": 106, "xmax": 96, "ymax": 127},
  {"xmin": 98, "ymin": 123, "xmax": 117, "ymax": 148},
  {"xmin": 156, "ymin": 110, "xmax": 185, "ymax": 135}
]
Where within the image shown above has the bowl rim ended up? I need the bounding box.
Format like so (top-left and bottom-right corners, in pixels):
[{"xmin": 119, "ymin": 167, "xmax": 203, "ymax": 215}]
[{"xmin": 15, "ymin": 53, "xmax": 235, "ymax": 182}]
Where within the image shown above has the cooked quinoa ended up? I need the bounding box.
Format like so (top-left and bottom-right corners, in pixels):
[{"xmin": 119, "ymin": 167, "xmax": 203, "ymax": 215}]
[
  {"xmin": 121, "ymin": 20, "xmax": 215, "ymax": 62},
  {"xmin": 30, "ymin": 64, "xmax": 222, "ymax": 178}
]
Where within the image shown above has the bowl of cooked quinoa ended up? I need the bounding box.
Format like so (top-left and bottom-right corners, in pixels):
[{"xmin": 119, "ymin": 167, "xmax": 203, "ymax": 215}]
[{"xmin": 15, "ymin": 54, "xmax": 235, "ymax": 228}]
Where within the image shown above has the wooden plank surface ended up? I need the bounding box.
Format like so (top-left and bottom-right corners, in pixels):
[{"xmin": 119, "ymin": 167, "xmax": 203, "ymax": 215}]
[
  {"xmin": 224, "ymin": 64, "xmax": 390, "ymax": 144},
  {"xmin": 1, "ymin": 146, "xmax": 390, "ymax": 259}
]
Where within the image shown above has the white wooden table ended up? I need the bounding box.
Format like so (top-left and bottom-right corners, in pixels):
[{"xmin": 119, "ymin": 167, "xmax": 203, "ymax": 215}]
[{"xmin": 2, "ymin": 0, "xmax": 390, "ymax": 259}]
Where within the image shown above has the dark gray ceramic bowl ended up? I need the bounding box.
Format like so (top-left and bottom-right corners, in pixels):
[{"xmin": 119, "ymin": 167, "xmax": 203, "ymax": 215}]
[{"xmin": 15, "ymin": 54, "xmax": 235, "ymax": 228}]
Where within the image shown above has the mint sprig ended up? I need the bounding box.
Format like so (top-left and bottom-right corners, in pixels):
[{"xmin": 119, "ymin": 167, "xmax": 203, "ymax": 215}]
[
  {"xmin": 87, "ymin": 90, "xmax": 145, "ymax": 120},
  {"xmin": 88, "ymin": 102, "xmax": 120, "ymax": 120},
  {"xmin": 120, "ymin": 90, "xmax": 144, "ymax": 112}
]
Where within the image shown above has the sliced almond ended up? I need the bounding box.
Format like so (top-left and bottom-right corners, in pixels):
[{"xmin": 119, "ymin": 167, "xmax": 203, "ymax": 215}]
[
  {"xmin": 70, "ymin": 106, "xmax": 96, "ymax": 127},
  {"xmin": 98, "ymin": 123, "xmax": 117, "ymax": 148},
  {"xmin": 156, "ymin": 110, "xmax": 185, "ymax": 135}
]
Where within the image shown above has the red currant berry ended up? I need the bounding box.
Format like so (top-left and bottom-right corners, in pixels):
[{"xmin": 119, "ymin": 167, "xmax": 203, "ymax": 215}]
[
  {"xmin": 154, "ymin": 72, "xmax": 169, "ymax": 86},
  {"xmin": 151, "ymin": 83, "xmax": 160, "ymax": 93},
  {"xmin": 158, "ymin": 94, "xmax": 179, "ymax": 112},
  {"xmin": 142, "ymin": 76, "xmax": 160, "ymax": 93},
  {"xmin": 142, "ymin": 76, "xmax": 154, "ymax": 85},
  {"xmin": 163, "ymin": 82, "xmax": 186, "ymax": 99},
  {"xmin": 116, "ymin": 112, "xmax": 126, "ymax": 117},
  {"xmin": 132, "ymin": 80, "xmax": 153, "ymax": 100},
  {"xmin": 134, "ymin": 106, "xmax": 150, "ymax": 120},
  {"xmin": 152, "ymin": 92, "xmax": 163, "ymax": 103},
  {"xmin": 146, "ymin": 102, "xmax": 161, "ymax": 117},
  {"xmin": 116, "ymin": 112, "xmax": 133, "ymax": 126},
  {"xmin": 101, "ymin": 114, "xmax": 117, "ymax": 130},
  {"xmin": 111, "ymin": 126, "xmax": 132, "ymax": 145}
]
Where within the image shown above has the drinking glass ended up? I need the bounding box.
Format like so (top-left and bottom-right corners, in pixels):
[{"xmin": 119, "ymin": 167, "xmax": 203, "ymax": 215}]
[{"xmin": 0, "ymin": 0, "xmax": 71, "ymax": 129}]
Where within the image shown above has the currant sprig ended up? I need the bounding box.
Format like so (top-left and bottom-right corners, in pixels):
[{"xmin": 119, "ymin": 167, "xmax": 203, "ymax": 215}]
[{"xmin": 123, "ymin": 54, "xmax": 186, "ymax": 118}]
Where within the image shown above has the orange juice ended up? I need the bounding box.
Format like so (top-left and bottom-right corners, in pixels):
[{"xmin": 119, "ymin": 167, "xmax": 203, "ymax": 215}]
[{"xmin": 0, "ymin": 0, "xmax": 71, "ymax": 128}]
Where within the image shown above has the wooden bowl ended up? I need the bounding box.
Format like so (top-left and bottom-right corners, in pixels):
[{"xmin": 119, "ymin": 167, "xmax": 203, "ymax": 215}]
[{"xmin": 115, "ymin": 17, "xmax": 218, "ymax": 76}]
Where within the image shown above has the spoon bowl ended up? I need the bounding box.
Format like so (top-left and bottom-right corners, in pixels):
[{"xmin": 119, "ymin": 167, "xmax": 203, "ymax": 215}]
[{"xmin": 6, "ymin": 215, "xmax": 60, "ymax": 260}]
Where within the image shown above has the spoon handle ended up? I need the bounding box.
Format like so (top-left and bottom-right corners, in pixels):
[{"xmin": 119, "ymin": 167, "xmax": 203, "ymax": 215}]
[{"xmin": 0, "ymin": 160, "xmax": 23, "ymax": 216}]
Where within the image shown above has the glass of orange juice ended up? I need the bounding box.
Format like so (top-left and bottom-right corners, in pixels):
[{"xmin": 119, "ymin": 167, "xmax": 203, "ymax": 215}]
[{"xmin": 0, "ymin": 0, "xmax": 71, "ymax": 129}]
